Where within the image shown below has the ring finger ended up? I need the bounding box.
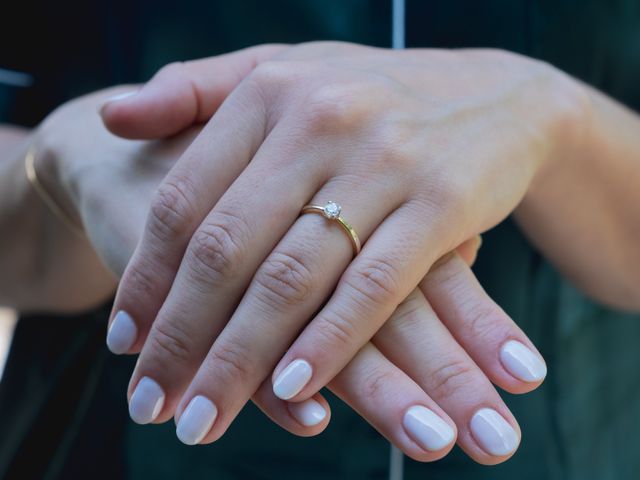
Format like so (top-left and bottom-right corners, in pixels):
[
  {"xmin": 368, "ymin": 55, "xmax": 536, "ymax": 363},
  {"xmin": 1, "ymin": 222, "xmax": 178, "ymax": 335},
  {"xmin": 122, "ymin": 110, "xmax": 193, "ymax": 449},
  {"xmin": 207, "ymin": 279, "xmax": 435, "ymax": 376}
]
[
  {"xmin": 127, "ymin": 158, "xmax": 402, "ymax": 426},
  {"xmin": 159, "ymin": 176, "xmax": 402, "ymax": 442}
]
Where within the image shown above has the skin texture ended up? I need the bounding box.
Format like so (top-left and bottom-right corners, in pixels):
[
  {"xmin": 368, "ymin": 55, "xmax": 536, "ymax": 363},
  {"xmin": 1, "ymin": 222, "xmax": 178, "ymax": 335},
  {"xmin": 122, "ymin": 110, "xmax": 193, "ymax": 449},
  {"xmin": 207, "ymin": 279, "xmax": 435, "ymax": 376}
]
[
  {"xmin": 0, "ymin": 89, "xmax": 545, "ymax": 464},
  {"xmin": 101, "ymin": 42, "xmax": 640, "ymax": 457},
  {"xmin": 0, "ymin": 122, "xmax": 116, "ymax": 313},
  {"xmin": 101, "ymin": 42, "xmax": 587, "ymax": 454}
]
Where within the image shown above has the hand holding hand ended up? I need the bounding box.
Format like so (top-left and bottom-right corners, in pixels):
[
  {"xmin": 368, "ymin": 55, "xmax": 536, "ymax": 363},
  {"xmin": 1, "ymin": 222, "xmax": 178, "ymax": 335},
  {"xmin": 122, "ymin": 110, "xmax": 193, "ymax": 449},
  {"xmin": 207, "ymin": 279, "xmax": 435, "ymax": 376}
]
[{"xmin": 99, "ymin": 42, "xmax": 563, "ymax": 462}]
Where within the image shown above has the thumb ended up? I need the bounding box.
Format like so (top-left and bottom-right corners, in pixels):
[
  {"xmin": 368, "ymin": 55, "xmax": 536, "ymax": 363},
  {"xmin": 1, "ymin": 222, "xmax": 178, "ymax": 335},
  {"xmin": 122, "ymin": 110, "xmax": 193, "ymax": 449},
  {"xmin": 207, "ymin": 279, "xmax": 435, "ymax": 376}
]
[{"xmin": 100, "ymin": 44, "xmax": 285, "ymax": 139}]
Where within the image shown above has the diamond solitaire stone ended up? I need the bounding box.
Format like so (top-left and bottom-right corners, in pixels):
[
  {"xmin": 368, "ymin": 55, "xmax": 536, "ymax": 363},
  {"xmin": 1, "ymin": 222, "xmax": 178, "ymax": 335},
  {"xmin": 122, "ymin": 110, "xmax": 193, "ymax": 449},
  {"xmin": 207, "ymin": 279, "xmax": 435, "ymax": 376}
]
[{"xmin": 323, "ymin": 201, "xmax": 342, "ymax": 219}]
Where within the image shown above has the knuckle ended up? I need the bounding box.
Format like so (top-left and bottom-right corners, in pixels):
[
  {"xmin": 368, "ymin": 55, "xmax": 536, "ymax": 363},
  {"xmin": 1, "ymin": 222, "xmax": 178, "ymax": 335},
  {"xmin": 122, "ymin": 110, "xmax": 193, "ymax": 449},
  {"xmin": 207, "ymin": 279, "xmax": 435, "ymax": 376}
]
[
  {"xmin": 123, "ymin": 258, "xmax": 158, "ymax": 300},
  {"xmin": 344, "ymin": 257, "xmax": 402, "ymax": 307},
  {"xmin": 303, "ymin": 83, "xmax": 368, "ymax": 133},
  {"xmin": 208, "ymin": 339, "xmax": 253, "ymax": 384},
  {"xmin": 187, "ymin": 213, "xmax": 248, "ymax": 284},
  {"xmin": 150, "ymin": 321, "xmax": 194, "ymax": 367},
  {"xmin": 391, "ymin": 291, "xmax": 427, "ymax": 330},
  {"xmin": 428, "ymin": 356, "xmax": 476, "ymax": 400},
  {"xmin": 313, "ymin": 310, "xmax": 359, "ymax": 351},
  {"xmin": 465, "ymin": 303, "xmax": 512, "ymax": 344},
  {"xmin": 148, "ymin": 179, "xmax": 196, "ymax": 243},
  {"xmin": 360, "ymin": 365, "xmax": 400, "ymax": 400},
  {"xmin": 248, "ymin": 60, "xmax": 296, "ymax": 97},
  {"xmin": 428, "ymin": 175, "xmax": 472, "ymax": 219},
  {"xmin": 254, "ymin": 251, "xmax": 315, "ymax": 309}
]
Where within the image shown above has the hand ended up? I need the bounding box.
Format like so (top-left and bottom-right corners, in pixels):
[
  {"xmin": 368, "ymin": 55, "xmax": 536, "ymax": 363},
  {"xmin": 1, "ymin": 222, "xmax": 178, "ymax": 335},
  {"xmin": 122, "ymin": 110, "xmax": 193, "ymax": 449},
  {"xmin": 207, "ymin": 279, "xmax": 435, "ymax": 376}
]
[
  {"xmin": 102, "ymin": 43, "xmax": 560, "ymax": 460},
  {"xmin": 34, "ymin": 87, "xmax": 542, "ymax": 463},
  {"xmin": 33, "ymin": 89, "xmax": 199, "ymax": 278}
]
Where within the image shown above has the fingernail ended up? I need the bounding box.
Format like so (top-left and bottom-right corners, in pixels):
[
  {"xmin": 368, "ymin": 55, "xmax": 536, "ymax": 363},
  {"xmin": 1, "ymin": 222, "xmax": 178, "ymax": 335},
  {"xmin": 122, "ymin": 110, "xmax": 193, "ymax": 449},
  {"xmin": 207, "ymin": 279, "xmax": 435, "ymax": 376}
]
[
  {"xmin": 500, "ymin": 340, "xmax": 547, "ymax": 382},
  {"xmin": 129, "ymin": 377, "xmax": 165, "ymax": 424},
  {"xmin": 470, "ymin": 408, "xmax": 520, "ymax": 456},
  {"xmin": 403, "ymin": 405, "xmax": 455, "ymax": 452},
  {"xmin": 105, "ymin": 90, "xmax": 138, "ymax": 104},
  {"xmin": 288, "ymin": 398, "xmax": 327, "ymax": 427},
  {"xmin": 176, "ymin": 395, "xmax": 218, "ymax": 445},
  {"xmin": 99, "ymin": 90, "xmax": 138, "ymax": 114},
  {"xmin": 106, "ymin": 311, "xmax": 137, "ymax": 354},
  {"xmin": 273, "ymin": 359, "xmax": 313, "ymax": 400}
]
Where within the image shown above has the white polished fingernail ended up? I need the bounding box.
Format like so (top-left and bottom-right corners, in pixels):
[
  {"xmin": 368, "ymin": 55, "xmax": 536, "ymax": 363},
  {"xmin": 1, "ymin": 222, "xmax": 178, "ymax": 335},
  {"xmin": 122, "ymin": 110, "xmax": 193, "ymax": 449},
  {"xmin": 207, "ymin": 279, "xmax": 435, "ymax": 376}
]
[
  {"xmin": 99, "ymin": 90, "xmax": 138, "ymax": 114},
  {"xmin": 176, "ymin": 395, "xmax": 218, "ymax": 445},
  {"xmin": 273, "ymin": 359, "xmax": 313, "ymax": 400},
  {"xmin": 106, "ymin": 311, "xmax": 137, "ymax": 354},
  {"xmin": 288, "ymin": 398, "xmax": 327, "ymax": 427},
  {"xmin": 470, "ymin": 408, "xmax": 520, "ymax": 456},
  {"xmin": 500, "ymin": 340, "xmax": 547, "ymax": 382},
  {"xmin": 403, "ymin": 405, "xmax": 455, "ymax": 452},
  {"xmin": 129, "ymin": 377, "xmax": 165, "ymax": 424},
  {"xmin": 104, "ymin": 90, "xmax": 138, "ymax": 104}
]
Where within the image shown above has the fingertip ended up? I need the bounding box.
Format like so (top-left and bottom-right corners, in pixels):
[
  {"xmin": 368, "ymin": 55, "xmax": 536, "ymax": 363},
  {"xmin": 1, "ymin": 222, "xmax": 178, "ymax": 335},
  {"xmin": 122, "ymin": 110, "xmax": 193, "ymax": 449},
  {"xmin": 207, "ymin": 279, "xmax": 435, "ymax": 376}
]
[
  {"xmin": 100, "ymin": 78, "xmax": 197, "ymax": 139},
  {"xmin": 495, "ymin": 339, "xmax": 547, "ymax": 394},
  {"xmin": 396, "ymin": 405, "xmax": 457, "ymax": 463},
  {"xmin": 286, "ymin": 396, "xmax": 331, "ymax": 434},
  {"xmin": 106, "ymin": 310, "xmax": 138, "ymax": 355}
]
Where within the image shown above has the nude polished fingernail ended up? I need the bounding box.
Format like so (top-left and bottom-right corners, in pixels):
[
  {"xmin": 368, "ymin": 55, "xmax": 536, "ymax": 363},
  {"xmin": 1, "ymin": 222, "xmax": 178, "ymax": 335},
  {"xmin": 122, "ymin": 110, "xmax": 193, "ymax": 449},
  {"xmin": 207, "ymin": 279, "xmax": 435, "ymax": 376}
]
[
  {"xmin": 99, "ymin": 90, "xmax": 138, "ymax": 114},
  {"xmin": 106, "ymin": 311, "xmax": 137, "ymax": 354},
  {"xmin": 104, "ymin": 90, "xmax": 138, "ymax": 104},
  {"xmin": 176, "ymin": 395, "xmax": 218, "ymax": 445},
  {"xmin": 470, "ymin": 408, "xmax": 520, "ymax": 456},
  {"xmin": 500, "ymin": 340, "xmax": 547, "ymax": 382},
  {"xmin": 288, "ymin": 398, "xmax": 327, "ymax": 427},
  {"xmin": 273, "ymin": 359, "xmax": 313, "ymax": 400},
  {"xmin": 403, "ymin": 405, "xmax": 455, "ymax": 452},
  {"xmin": 129, "ymin": 377, "xmax": 165, "ymax": 424}
]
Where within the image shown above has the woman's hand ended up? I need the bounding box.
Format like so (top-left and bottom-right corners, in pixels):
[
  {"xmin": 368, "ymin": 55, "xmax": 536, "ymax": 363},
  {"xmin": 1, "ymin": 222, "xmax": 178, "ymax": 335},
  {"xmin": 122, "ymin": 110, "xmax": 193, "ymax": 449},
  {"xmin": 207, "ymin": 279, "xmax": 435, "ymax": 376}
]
[
  {"xmin": 24, "ymin": 87, "xmax": 543, "ymax": 463},
  {"xmin": 32, "ymin": 89, "xmax": 200, "ymax": 278},
  {"xmin": 100, "ymin": 42, "xmax": 558, "ymax": 460}
]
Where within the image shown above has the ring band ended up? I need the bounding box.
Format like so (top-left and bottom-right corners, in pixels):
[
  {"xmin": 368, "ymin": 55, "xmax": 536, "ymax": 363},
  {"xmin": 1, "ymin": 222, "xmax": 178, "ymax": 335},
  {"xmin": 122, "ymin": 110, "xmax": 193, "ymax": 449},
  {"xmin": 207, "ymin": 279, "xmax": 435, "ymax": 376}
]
[{"xmin": 300, "ymin": 201, "xmax": 361, "ymax": 256}]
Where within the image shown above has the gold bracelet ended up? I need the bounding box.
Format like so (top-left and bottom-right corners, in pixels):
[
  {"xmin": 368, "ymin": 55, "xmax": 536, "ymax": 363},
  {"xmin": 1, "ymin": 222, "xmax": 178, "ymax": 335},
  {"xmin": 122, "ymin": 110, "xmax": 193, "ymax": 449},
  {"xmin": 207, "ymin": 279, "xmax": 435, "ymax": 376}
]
[{"xmin": 24, "ymin": 146, "xmax": 84, "ymax": 237}]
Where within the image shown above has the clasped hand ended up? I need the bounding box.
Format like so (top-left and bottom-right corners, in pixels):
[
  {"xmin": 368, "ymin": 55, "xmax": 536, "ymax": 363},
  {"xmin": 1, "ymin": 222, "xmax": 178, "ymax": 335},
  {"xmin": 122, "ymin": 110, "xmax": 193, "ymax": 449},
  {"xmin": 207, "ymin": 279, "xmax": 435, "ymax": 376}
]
[{"xmin": 42, "ymin": 42, "xmax": 575, "ymax": 464}]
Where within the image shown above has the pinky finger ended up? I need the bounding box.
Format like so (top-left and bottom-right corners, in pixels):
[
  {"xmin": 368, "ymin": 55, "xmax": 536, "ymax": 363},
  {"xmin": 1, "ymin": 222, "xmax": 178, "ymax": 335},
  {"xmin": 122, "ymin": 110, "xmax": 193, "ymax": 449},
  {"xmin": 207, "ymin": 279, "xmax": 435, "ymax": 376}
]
[{"xmin": 252, "ymin": 378, "xmax": 331, "ymax": 437}]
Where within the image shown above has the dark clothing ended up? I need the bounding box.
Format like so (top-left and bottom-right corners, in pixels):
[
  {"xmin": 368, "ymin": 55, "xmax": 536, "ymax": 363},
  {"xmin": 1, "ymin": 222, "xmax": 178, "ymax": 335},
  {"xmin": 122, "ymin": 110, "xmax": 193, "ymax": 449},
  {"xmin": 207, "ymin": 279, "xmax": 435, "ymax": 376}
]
[{"xmin": 1, "ymin": 1, "xmax": 639, "ymax": 478}]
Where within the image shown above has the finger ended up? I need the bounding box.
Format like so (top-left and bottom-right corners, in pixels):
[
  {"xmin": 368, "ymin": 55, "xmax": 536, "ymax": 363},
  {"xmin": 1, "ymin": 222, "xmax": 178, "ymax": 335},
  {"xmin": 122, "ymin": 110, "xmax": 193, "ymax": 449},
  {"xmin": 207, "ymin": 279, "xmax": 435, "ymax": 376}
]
[
  {"xmin": 106, "ymin": 77, "xmax": 269, "ymax": 358},
  {"xmin": 421, "ymin": 252, "xmax": 547, "ymax": 394},
  {"xmin": 123, "ymin": 121, "xmax": 324, "ymax": 424},
  {"xmin": 270, "ymin": 201, "xmax": 452, "ymax": 402},
  {"xmin": 251, "ymin": 378, "xmax": 331, "ymax": 437},
  {"xmin": 374, "ymin": 289, "xmax": 521, "ymax": 464},
  {"xmin": 133, "ymin": 170, "xmax": 402, "ymax": 427},
  {"xmin": 453, "ymin": 235, "xmax": 482, "ymax": 267},
  {"xmin": 328, "ymin": 343, "xmax": 457, "ymax": 462},
  {"xmin": 100, "ymin": 44, "xmax": 285, "ymax": 139}
]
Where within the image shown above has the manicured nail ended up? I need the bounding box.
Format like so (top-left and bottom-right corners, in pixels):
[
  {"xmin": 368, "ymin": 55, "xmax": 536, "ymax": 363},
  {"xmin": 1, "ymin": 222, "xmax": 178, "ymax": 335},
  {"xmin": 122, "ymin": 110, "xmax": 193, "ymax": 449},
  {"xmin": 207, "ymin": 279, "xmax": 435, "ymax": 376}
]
[
  {"xmin": 288, "ymin": 398, "xmax": 327, "ymax": 427},
  {"xmin": 403, "ymin": 405, "xmax": 455, "ymax": 452},
  {"xmin": 129, "ymin": 377, "xmax": 165, "ymax": 424},
  {"xmin": 176, "ymin": 395, "xmax": 218, "ymax": 445},
  {"xmin": 99, "ymin": 90, "xmax": 138, "ymax": 114},
  {"xmin": 500, "ymin": 340, "xmax": 547, "ymax": 382},
  {"xmin": 273, "ymin": 359, "xmax": 313, "ymax": 400},
  {"xmin": 106, "ymin": 311, "xmax": 137, "ymax": 354},
  {"xmin": 105, "ymin": 90, "xmax": 138, "ymax": 104},
  {"xmin": 470, "ymin": 408, "xmax": 520, "ymax": 456}
]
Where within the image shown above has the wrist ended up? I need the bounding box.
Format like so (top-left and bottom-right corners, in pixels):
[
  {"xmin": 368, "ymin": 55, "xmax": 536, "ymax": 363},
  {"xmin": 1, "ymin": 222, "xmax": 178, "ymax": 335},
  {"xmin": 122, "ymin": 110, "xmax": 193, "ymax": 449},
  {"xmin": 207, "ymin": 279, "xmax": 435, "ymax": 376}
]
[
  {"xmin": 525, "ymin": 62, "xmax": 592, "ymax": 196},
  {"xmin": 33, "ymin": 113, "xmax": 86, "ymax": 233}
]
